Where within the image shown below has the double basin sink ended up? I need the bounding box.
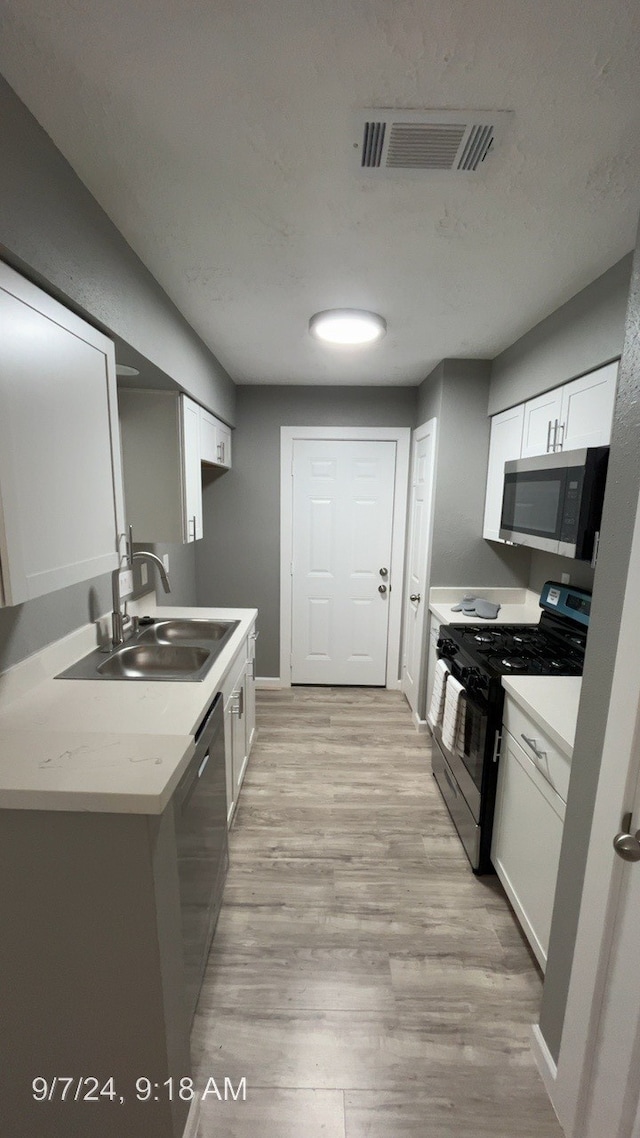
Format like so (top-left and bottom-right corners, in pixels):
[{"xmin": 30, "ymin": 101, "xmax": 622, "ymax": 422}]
[{"xmin": 57, "ymin": 618, "xmax": 240, "ymax": 682}]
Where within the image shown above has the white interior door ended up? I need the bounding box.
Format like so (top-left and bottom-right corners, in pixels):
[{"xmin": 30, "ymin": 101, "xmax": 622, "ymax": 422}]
[
  {"xmin": 554, "ymin": 479, "xmax": 640, "ymax": 1138},
  {"xmin": 290, "ymin": 438, "xmax": 396, "ymax": 685},
  {"xmin": 401, "ymin": 420, "xmax": 437, "ymax": 719}
]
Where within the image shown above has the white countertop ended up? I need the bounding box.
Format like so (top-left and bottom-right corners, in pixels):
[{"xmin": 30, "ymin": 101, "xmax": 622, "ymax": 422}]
[
  {"xmin": 429, "ymin": 587, "xmax": 542, "ymax": 628},
  {"xmin": 0, "ymin": 605, "xmax": 257, "ymax": 814},
  {"xmin": 502, "ymin": 676, "xmax": 582, "ymax": 758}
]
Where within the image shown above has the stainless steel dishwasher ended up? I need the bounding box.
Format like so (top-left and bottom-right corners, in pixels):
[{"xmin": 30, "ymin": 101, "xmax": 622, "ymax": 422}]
[{"xmin": 174, "ymin": 692, "xmax": 228, "ymax": 1027}]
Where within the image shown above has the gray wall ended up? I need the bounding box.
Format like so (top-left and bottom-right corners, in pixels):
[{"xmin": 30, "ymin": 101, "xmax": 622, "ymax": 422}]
[
  {"xmin": 0, "ymin": 75, "xmax": 235, "ymax": 425},
  {"xmin": 0, "ymin": 74, "xmax": 210, "ymax": 670},
  {"xmin": 489, "ymin": 255, "xmax": 631, "ymax": 415},
  {"xmin": 417, "ymin": 360, "xmax": 531, "ymax": 589},
  {"xmin": 196, "ymin": 385, "xmax": 417, "ymax": 677},
  {"xmin": 540, "ymin": 222, "xmax": 640, "ymax": 1060}
]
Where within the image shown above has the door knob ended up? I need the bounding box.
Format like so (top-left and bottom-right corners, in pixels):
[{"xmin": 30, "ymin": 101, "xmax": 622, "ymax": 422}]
[
  {"xmin": 613, "ymin": 813, "xmax": 640, "ymax": 862},
  {"xmin": 410, "ymin": 593, "xmax": 421, "ymax": 603},
  {"xmin": 379, "ymin": 567, "xmax": 388, "ymax": 577},
  {"xmin": 378, "ymin": 584, "xmax": 387, "ymax": 594}
]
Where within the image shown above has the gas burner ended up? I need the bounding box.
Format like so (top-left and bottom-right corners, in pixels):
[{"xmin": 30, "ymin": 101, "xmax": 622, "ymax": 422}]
[
  {"xmin": 474, "ymin": 632, "xmax": 495, "ymax": 644},
  {"xmin": 512, "ymin": 632, "xmax": 533, "ymax": 645},
  {"xmin": 501, "ymin": 656, "xmax": 528, "ymax": 670}
]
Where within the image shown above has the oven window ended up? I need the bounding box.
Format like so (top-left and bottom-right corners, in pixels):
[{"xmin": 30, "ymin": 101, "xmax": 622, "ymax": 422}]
[{"xmin": 457, "ymin": 696, "xmax": 487, "ymax": 793}]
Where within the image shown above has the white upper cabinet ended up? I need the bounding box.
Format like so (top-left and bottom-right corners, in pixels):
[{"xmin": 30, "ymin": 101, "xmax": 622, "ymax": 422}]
[
  {"xmin": 521, "ymin": 388, "xmax": 564, "ymax": 457},
  {"xmin": 484, "ymin": 361, "xmax": 618, "ymax": 544},
  {"xmin": 200, "ymin": 408, "xmax": 232, "ymax": 469},
  {"xmin": 119, "ymin": 389, "xmax": 203, "ymax": 544},
  {"xmin": 181, "ymin": 395, "xmax": 203, "ymax": 542},
  {"xmin": 560, "ymin": 361, "xmax": 618, "ymax": 450},
  {"xmin": 0, "ymin": 261, "xmax": 125, "ymax": 606},
  {"xmin": 118, "ymin": 389, "xmax": 231, "ymax": 544},
  {"xmin": 482, "ymin": 404, "xmax": 525, "ymax": 541}
]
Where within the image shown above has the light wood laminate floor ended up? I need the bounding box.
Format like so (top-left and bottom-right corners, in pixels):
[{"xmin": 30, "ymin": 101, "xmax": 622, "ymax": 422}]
[{"xmin": 192, "ymin": 687, "xmax": 563, "ymax": 1138}]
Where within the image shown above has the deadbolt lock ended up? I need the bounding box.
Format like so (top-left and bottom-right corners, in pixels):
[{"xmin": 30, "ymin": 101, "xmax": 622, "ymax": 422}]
[
  {"xmin": 378, "ymin": 584, "xmax": 387, "ymax": 594},
  {"xmin": 379, "ymin": 567, "xmax": 388, "ymax": 577}
]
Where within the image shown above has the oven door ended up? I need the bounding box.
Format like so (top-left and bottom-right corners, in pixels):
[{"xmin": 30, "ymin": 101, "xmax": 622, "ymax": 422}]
[{"xmin": 434, "ymin": 684, "xmax": 488, "ymax": 820}]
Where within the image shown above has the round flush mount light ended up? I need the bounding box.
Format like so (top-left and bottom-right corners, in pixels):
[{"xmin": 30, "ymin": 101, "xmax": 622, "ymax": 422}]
[
  {"xmin": 309, "ymin": 309, "xmax": 386, "ymax": 346},
  {"xmin": 115, "ymin": 364, "xmax": 140, "ymax": 377}
]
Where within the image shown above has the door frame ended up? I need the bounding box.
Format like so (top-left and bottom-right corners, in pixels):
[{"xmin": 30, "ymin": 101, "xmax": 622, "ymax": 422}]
[
  {"xmin": 280, "ymin": 426, "xmax": 411, "ymax": 689},
  {"xmin": 549, "ymin": 478, "xmax": 640, "ymax": 1134},
  {"xmin": 401, "ymin": 418, "xmax": 438, "ymax": 728}
]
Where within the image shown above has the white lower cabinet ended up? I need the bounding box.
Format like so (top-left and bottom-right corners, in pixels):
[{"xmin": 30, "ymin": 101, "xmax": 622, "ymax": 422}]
[
  {"xmin": 222, "ymin": 623, "xmax": 256, "ymax": 825},
  {"xmin": 492, "ymin": 713, "xmax": 566, "ymax": 971}
]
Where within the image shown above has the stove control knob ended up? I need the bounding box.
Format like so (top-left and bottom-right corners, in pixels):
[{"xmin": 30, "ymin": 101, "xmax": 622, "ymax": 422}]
[{"xmin": 437, "ymin": 638, "xmax": 457, "ymax": 658}]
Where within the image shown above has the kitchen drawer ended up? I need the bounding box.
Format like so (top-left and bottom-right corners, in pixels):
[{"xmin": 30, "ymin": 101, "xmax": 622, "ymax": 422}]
[{"xmin": 503, "ymin": 695, "xmax": 571, "ymax": 802}]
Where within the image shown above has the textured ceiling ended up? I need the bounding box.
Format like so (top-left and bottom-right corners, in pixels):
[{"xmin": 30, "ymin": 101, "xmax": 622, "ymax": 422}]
[{"xmin": 1, "ymin": 0, "xmax": 639, "ymax": 385}]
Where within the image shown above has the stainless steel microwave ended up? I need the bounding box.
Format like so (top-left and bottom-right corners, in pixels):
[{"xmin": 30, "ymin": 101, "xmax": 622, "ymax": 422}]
[{"xmin": 499, "ymin": 446, "xmax": 609, "ymax": 561}]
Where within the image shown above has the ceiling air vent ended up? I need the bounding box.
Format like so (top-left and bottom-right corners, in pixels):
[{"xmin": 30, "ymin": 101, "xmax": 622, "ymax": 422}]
[{"xmin": 356, "ymin": 110, "xmax": 512, "ymax": 175}]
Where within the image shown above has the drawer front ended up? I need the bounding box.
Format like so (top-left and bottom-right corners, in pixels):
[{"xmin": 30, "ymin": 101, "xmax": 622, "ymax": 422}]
[{"xmin": 503, "ymin": 696, "xmax": 571, "ymax": 802}]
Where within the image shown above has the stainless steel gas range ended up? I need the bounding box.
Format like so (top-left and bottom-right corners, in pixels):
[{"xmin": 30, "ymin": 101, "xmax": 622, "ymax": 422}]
[{"xmin": 431, "ymin": 580, "xmax": 590, "ymax": 874}]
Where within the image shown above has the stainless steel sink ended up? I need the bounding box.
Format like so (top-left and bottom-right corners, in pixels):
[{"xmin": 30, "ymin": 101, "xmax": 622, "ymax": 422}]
[
  {"xmin": 55, "ymin": 617, "xmax": 239, "ymax": 681},
  {"xmin": 137, "ymin": 618, "xmax": 239, "ymax": 646},
  {"xmin": 96, "ymin": 643, "xmax": 211, "ymax": 680}
]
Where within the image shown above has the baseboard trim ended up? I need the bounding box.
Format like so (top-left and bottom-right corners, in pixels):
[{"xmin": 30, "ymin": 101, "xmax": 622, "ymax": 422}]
[
  {"xmin": 531, "ymin": 1023, "xmax": 560, "ymax": 1118},
  {"xmin": 386, "ymin": 677, "xmax": 402, "ymax": 691},
  {"xmin": 256, "ymin": 676, "xmax": 282, "ymax": 689},
  {"xmin": 181, "ymin": 1094, "xmax": 201, "ymax": 1138},
  {"xmin": 412, "ymin": 710, "xmax": 429, "ymax": 733}
]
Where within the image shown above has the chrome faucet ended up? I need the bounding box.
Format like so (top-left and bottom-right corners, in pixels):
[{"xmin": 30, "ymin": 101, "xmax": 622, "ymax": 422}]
[{"xmin": 111, "ymin": 543, "xmax": 171, "ymax": 648}]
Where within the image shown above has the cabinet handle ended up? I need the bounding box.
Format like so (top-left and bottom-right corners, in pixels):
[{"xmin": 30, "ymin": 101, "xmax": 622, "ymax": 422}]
[
  {"xmin": 555, "ymin": 422, "xmax": 565, "ymax": 451},
  {"xmin": 546, "ymin": 421, "xmax": 553, "ymax": 452},
  {"xmin": 189, "ymin": 514, "xmax": 197, "ymax": 541},
  {"xmin": 221, "ymin": 441, "xmax": 225, "ymax": 464},
  {"xmin": 197, "ymin": 753, "xmax": 210, "ymax": 778},
  {"xmin": 521, "ymin": 733, "xmax": 547, "ymax": 761},
  {"xmin": 230, "ymin": 692, "xmax": 241, "ymax": 715}
]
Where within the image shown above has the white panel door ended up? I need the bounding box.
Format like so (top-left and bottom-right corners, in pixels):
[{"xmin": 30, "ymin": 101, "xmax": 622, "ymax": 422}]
[
  {"xmin": 291, "ymin": 439, "xmax": 396, "ymax": 685},
  {"xmin": 521, "ymin": 388, "xmax": 563, "ymax": 457},
  {"xmin": 560, "ymin": 361, "xmax": 618, "ymax": 451},
  {"xmin": 401, "ymin": 420, "xmax": 436, "ymax": 717}
]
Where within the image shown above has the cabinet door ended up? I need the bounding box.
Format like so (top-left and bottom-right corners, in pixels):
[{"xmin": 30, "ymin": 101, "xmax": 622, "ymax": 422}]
[
  {"xmin": 0, "ymin": 262, "xmax": 125, "ymax": 605},
  {"xmin": 216, "ymin": 422, "xmax": 232, "ymax": 469},
  {"xmin": 425, "ymin": 618, "xmax": 440, "ymax": 722},
  {"xmin": 223, "ymin": 646, "xmax": 250, "ymax": 826},
  {"xmin": 559, "ymin": 361, "xmax": 618, "ymax": 451},
  {"xmin": 199, "ymin": 408, "xmax": 219, "ymax": 465},
  {"xmin": 180, "ymin": 395, "xmax": 203, "ymax": 541},
  {"xmin": 231, "ymin": 671, "xmax": 248, "ymax": 803},
  {"xmin": 245, "ymin": 630, "xmax": 257, "ymax": 752},
  {"xmin": 483, "ymin": 404, "xmax": 525, "ymax": 541},
  {"xmin": 521, "ymin": 389, "xmax": 563, "ymax": 457},
  {"xmin": 491, "ymin": 731, "xmax": 565, "ymax": 970}
]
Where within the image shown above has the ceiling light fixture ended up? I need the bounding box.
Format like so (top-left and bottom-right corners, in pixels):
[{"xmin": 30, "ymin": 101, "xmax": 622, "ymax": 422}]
[
  {"xmin": 115, "ymin": 364, "xmax": 140, "ymax": 377},
  {"xmin": 309, "ymin": 309, "xmax": 386, "ymax": 346}
]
